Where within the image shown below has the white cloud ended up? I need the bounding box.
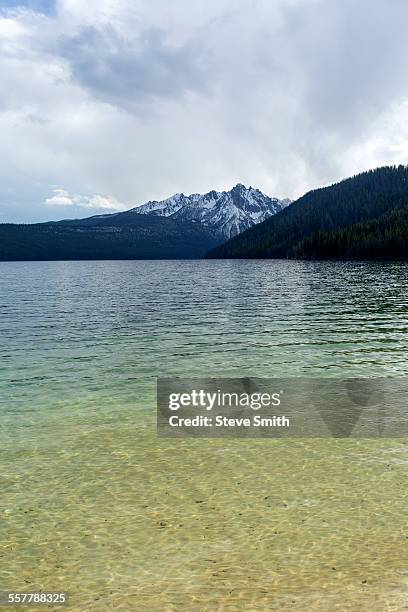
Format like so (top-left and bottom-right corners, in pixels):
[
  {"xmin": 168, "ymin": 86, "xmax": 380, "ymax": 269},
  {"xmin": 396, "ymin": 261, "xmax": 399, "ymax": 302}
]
[
  {"xmin": 45, "ymin": 188, "xmax": 126, "ymax": 210},
  {"xmin": 0, "ymin": 0, "xmax": 408, "ymax": 222},
  {"xmin": 45, "ymin": 188, "xmax": 73, "ymax": 206}
]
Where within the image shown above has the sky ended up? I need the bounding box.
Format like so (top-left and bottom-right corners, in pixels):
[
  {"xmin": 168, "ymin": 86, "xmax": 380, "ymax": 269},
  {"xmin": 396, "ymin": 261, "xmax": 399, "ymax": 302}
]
[{"xmin": 1, "ymin": 0, "xmax": 408, "ymax": 222}]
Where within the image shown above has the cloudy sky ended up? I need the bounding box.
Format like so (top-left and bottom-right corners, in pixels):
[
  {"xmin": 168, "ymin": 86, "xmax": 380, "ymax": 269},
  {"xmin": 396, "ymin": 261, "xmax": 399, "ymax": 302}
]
[{"xmin": 1, "ymin": 0, "xmax": 408, "ymax": 222}]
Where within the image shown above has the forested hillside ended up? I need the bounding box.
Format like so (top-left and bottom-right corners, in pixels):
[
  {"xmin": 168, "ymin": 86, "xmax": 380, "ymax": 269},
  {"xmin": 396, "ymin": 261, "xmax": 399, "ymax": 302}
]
[
  {"xmin": 207, "ymin": 166, "xmax": 408, "ymax": 259},
  {"xmin": 293, "ymin": 205, "xmax": 408, "ymax": 259},
  {"xmin": 0, "ymin": 214, "xmax": 219, "ymax": 261}
]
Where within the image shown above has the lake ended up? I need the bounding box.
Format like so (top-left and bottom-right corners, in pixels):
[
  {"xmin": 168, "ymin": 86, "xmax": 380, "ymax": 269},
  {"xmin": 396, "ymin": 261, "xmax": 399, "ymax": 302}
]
[{"xmin": 1, "ymin": 260, "xmax": 408, "ymax": 610}]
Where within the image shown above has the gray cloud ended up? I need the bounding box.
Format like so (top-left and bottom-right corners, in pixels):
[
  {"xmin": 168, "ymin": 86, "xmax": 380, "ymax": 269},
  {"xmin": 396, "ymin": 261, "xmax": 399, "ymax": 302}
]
[
  {"xmin": 283, "ymin": 0, "xmax": 408, "ymax": 132},
  {"xmin": 0, "ymin": 0, "xmax": 408, "ymax": 222},
  {"xmin": 58, "ymin": 25, "xmax": 212, "ymax": 110}
]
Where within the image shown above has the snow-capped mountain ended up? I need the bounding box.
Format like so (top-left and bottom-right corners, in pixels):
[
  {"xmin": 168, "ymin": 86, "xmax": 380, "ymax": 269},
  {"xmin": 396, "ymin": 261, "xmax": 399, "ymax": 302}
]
[{"xmin": 133, "ymin": 184, "xmax": 291, "ymax": 240}]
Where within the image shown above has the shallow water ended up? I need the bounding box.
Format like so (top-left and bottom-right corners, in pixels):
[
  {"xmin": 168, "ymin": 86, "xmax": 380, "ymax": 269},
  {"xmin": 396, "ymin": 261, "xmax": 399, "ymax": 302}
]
[{"xmin": 1, "ymin": 260, "xmax": 408, "ymax": 610}]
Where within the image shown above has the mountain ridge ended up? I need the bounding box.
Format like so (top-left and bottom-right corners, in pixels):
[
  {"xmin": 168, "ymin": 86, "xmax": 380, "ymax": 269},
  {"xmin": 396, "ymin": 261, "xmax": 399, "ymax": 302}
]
[
  {"xmin": 0, "ymin": 184, "xmax": 289, "ymax": 260},
  {"xmin": 134, "ymin": 184, "xmax": 290, "ymax": 240}
]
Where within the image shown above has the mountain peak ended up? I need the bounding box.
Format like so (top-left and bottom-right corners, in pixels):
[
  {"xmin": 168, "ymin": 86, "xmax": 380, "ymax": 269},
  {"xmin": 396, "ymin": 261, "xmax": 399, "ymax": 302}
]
[{"xmin": 135, "ymin": 185, "xmax": 290, "ymax": 240}]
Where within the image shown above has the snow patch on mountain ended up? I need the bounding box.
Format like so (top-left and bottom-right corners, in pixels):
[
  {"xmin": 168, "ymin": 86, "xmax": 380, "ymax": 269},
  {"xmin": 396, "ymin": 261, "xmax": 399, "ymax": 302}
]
[{"xmin": 133, "ymin": 184, "xmax": 290, "ymax": 239}]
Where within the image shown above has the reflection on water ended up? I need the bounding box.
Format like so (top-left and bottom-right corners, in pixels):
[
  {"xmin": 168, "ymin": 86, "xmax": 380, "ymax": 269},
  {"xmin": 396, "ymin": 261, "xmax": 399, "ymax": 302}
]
[{"xmin": 1, "ymin": 260, "xmax": 408, "ymax": 610}]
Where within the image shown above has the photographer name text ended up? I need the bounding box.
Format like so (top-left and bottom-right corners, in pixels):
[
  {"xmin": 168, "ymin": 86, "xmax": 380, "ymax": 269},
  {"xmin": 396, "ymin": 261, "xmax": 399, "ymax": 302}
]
[{"xmin": 168, "ymin": 414, "xmax": 290, "ymax": 428}]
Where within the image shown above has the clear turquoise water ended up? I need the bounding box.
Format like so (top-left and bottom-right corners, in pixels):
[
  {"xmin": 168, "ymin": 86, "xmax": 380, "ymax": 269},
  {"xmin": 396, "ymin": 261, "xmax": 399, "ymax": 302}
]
[{"xmin": 1, "ymin": 260, "xmax": 408, "ymax": 610}]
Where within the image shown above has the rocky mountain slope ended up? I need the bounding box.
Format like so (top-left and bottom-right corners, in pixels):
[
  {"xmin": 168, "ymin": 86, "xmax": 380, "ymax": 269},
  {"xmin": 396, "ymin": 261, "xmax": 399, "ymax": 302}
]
[{"xmin": 135, "ymin": 184, "xmax": 290, "ymax": 240}]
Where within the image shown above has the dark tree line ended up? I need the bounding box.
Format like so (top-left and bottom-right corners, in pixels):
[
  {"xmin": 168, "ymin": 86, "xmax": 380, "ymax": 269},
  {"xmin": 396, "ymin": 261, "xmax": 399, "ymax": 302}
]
[
  {"xmin": 293, "ymin": 205, "xmax": 408, "ymax": 259},
  {"xmin": 0, "ymin": 214, "xmax": 219, "ymax": 261},
  {"xmin": 207, "ymin": 165, "xmax": 408, "ymax": 259}
]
